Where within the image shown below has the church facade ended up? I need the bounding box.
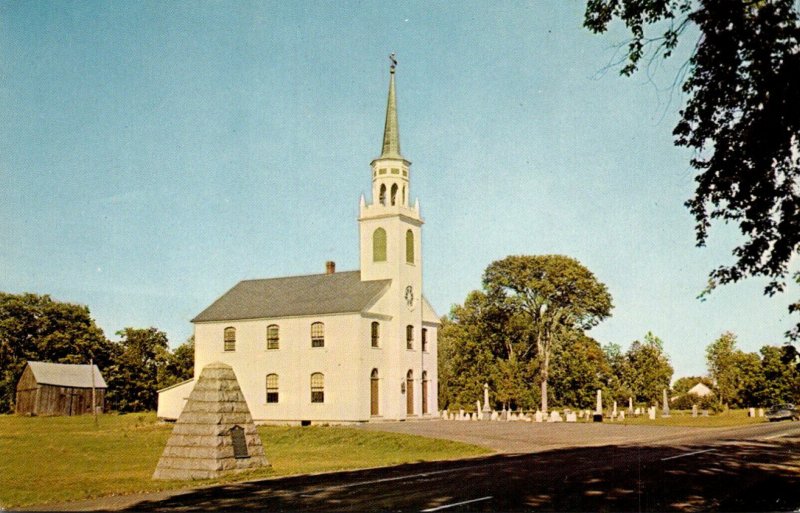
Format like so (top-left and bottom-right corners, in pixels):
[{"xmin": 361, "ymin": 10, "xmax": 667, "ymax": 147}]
[{"xmin": 158, "ymin": 62, "xmax": 439, "ymax": 424}]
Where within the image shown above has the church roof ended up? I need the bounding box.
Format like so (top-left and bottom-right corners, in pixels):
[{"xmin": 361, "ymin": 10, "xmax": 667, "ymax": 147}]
[
  {"xmin": 26, "ymin": 361, "xmax": 107, "ymax": 389},
  {"xmin": 192, "ymin": 270, "xmax": 391, "ymax": 323}
]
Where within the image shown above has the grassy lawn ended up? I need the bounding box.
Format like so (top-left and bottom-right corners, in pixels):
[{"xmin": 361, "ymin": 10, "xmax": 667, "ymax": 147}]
[
  {"xmin": 618, "ymin": 408, "xmax": 768, "ymax": 427},
  {"xmin": 0, "ymin": 413, "xmax": 491, "ymax": 509}
]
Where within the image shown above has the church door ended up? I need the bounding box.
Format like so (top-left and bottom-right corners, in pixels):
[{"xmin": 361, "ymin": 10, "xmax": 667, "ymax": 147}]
[
  {"xmin": 422, "ymin": 372, "xmax": 428, "ymax": 415},
  {"xmin": 406, "ymin": 370, "xmax": 414, "ymax": 415},
  {"xmin": 370, "ymin": 369, "xmax": 379, "ymax": 416}
]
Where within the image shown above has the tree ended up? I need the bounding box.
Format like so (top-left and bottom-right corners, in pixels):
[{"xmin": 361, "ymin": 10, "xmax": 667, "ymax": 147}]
[
  {"xmin": 584, "ymin": 1, "xmax": 800, "ymax": 340},
  {"xmin": 706, "ymin": 331, "xmax": 741, "ymax": 406},
  {"xmin": 105, "ymin": 327, "xmax": 170, "ymax": 412},
  {"xmin": 0, "ymin": 292, "xmax": 114, "ymax": 413},
  {"xmin": 158, "ymin": 335, "xmax": 195, "ymax": 389},
  {"xmin": 550, "ymin": 333, "xmax": 614, "ymax": 409},
  {"xmin": 483, "ymin": 255, "xmax": 613, "ymax": 413},
  {"xmin": 623, "ymin": 332, "xmax": 674, "ymax": 404},
  {"xmin": 756, "ymin": 345, "xmax": 800, "ymax": 406}
]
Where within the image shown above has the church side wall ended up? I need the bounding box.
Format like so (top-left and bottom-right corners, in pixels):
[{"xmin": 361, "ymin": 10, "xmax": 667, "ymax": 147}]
[{"xmin": 194, "ymin": 313, "xmax": 367, "ymax": 424}]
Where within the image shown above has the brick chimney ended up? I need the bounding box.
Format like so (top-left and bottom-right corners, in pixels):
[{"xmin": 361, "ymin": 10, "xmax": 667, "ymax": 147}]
[{"xmin": 325, "ymin": 261, "xmax": 336, "ymax": 274}]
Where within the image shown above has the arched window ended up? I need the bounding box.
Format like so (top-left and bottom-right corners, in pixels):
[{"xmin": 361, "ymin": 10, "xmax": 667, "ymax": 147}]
[
  {"xmin": 391, "ymin": 183, "xmax": 398, "ymax": 205},
  {"xmin": 370, "ymin": 369, "xmax": 379, "ymax": 416},
  {"xmin": 406, "ymin": 325, "xmax": 414, "ymax": 350},
  {"xmin": 266, "ymin": 374, "xmax": 279, "ymax": 403},
  {"xmin": 224, "ymin": 327, "xmax": 236, "ymax": 352},
  {"xmin": 373, "ymin": 228, "xmax": 387, "ymax": 262},
  {"xmin": 311, "ymin": 373, "xmax": 325, "ymax": 403},
  {"xmin": 379, "ymin": 184, "xmax": 387, "ymax": 206},
  {"xmin": 371, "ymin": 321, "xmax": 380, "ymax": 347},
  {"xmin": 402, "ymin": 186, "xmax": 406, "ymax": 206},
  {"xmin": 405, "ymin": 230, "xmax": 414, "ymax": 264},
  {"xmin": 422, "ymin": 328, "xmax": 428, "ymax": 352},
  {"xmin": 311, "ymin": 322, "xmax": 324, "ymax": 348},
  {"xmin": 266, "ymin": 325, "xmax": 279, "ymax": 350}
]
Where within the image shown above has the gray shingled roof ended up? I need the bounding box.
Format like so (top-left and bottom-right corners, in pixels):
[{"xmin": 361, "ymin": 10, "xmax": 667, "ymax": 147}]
[
  {"xmin": 192, "ymin": 270, "xmax": 391, "ymax": 323},
  {"xmin": 27, "ymin": 361, "xmax": 108, "ymax": 389}
]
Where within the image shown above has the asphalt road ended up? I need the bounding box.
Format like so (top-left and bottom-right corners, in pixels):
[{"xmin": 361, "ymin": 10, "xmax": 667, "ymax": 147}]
[{"xmin": 35, "ymin": 421, "xmax": 800, "ymax": 512}]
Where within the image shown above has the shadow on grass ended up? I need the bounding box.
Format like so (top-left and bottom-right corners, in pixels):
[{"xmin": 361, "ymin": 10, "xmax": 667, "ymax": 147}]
[{"xmin": 123, "ymin": 434, "xmax": 800, "ymax": 512}]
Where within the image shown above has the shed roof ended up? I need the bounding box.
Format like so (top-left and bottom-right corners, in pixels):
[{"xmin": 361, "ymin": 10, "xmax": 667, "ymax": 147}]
[
  {"xmin": 27, "ymin": 361, "xmax": 107, "ymax": 389},
  {"xmin": 192, "ymin": 270, "xmax": 391, "ymax": 323}
]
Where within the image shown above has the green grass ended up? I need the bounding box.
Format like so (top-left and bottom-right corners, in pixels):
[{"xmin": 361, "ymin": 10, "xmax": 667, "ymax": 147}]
[
  {"xmin": 0, "ymin": 413, "xmax": 491, "ymax": 509},
  {"xmin": 618, "ymin": 408, "xmax": 768, "ymax": 427}
]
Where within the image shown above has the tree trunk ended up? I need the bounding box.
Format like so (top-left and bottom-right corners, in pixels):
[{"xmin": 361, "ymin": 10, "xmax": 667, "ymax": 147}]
[{"xmin": 541, "ymin": 377, "xmax": 548, "ymax": 414}]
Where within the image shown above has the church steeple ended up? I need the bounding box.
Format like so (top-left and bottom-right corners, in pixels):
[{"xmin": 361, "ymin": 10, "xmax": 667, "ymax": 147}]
[
  {"xmin": 380, "ymin": 56, "xmax": 402, "ymax": 160},
  {"xmin": 360, "ymin": 55, "xmax": 422, "ymax": 283}
]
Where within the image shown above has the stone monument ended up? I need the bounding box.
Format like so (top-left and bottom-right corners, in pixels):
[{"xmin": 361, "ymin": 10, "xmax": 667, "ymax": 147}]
[
  {"xmin": 153, "ymin": 362, "xmax": 269, "ymax": 480},
  {"xmin": 662, "ymin": 389, "xmax": 670, "ymax": 417}
]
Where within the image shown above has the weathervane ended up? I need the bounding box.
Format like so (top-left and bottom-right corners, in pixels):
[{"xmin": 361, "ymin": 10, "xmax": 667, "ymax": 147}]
[{"xmin": 389, "ymin": 53, "xmax": 397, "ymax": 72}]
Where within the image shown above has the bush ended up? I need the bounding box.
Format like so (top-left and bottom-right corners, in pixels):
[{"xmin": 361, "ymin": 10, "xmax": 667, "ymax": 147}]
[{"xmin": 672, "ymin": 392, "xmax": 717, "ymax": 411}]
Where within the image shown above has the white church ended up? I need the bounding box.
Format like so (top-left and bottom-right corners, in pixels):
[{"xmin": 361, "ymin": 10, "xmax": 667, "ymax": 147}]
[{"xmin": 158, "ymin": 61, "xmax": 440, "ymax": 424}]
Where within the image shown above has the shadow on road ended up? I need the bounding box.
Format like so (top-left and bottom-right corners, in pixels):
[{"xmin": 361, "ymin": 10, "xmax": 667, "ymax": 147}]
[{"xmin": 124, "ymin": 435, "xmax": 800, "ymax": 512}]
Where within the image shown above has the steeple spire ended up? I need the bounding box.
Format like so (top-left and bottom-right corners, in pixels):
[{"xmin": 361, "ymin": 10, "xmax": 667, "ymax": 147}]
[{"xmin": 380, "ymin": 54, "xmax": 402, "ymax": 159}]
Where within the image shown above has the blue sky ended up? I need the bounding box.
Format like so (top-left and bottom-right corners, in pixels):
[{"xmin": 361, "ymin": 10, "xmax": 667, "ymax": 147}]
[{"xmin": 2, "ymin": 1, "xmax": 797, "ymax": 378}]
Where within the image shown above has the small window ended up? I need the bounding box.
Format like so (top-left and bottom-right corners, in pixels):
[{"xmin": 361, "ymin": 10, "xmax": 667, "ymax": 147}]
[
  {"xmin": 406, "ymin": 325, "xmax": 414, "ymax": 350},
  {"xmin": 311, "ymin": 322, "xmax": 325, "ymax": 348},
  {"xmin": 379, "ymin": 184, "xmax": 387, "ymax": 205},
  {"xmin": 371, "ymin": 321, "xmax": 380, "ymax": 347},
  {"xmin": 405, "ymin": 230, "xmax": 414, "ymax": 264},
  {"xmin": 391, "ymin": 183, "xmax": 398, "ymax": 205},
  {"xmin": 373, "ymin": 228, "xmax": 387, "ymax": 262},
  {"xmin": 266, "ymin": 374, "xmax": 279, "ymax": 403},
  {"xmin": 267, "ymin": 325, "xmax": 279, "ymax": 350},
  {"xmin": 311, "ymin": 373, "xmax": 324, "ymax": 403},
  {"xmin": 224, "ymin": 327, "xmax": 236, "ymax": 352},
  {"xmin": 422, "ymin": 328, "xmax": 428, "ymax": 352}
]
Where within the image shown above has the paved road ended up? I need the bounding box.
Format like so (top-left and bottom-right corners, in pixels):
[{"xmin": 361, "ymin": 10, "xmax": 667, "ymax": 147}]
[{"xmin": 32, "ymin": 421, "xmax": 800, "ymax": 512}]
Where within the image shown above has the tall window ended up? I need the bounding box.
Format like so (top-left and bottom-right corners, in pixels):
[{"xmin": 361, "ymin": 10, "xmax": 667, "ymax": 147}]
[
  {"xmin": 422, "ymin": 328, "xmax": 428, "ymax": 352},
  {"xmin": 379, "ymin": 184, "xmax": 387, "ymax": 205},
  {"xmin": 311, "ymin": 322, "xmax": 325, "ymax": 348},
  {"xmin": 311, "ymin": 373, "xmax": 325, "ymax": 403},
  {"xmin": 266, "ymin": 374, "xmax": 279, "ymax": 403},
  {"xmin": 405, "ymin": 230, "xmax": 414, "ymax": 264},
  {"xmin": 224, "ymin": 327, "xmax": 236, "ymax": 352},
  {"xmin": 391, "ymin": 183, "xmax": 398, "ymax": 205},
  {"xmin": 406, "ymin": 325, "xmax": 414, "ymax": 350},
  {"xmin": 373, "ymin": 228, "xmax": 387, "ymax": 262},
  {"xmin": 371, "ymin": 321, "xmax": 380, "ymax": 347},
  {"xmin": 267, "ymin": 325, "xmax": 279, "ymax": 350}
]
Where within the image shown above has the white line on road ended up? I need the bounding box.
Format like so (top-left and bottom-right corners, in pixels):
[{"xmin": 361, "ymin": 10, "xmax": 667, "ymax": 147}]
[
  {"xmin": 421, "ymin": 496, "xmax": 493, "ymax": 512},
  {"xmin": 660, "ymin": 448, "xmax": 716, "ymax": 461}
]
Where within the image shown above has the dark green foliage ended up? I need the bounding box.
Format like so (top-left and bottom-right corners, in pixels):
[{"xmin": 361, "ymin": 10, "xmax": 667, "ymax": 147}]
[
  {"xmin": 585, "ymin": 0, "xmax": 800, "ymax": 340},
  {"xmin": 671, "ymin": 392, "xmax": 716, "ymax": 410},
  {"xmin": 550, "ymin": 333, "xmax": 613, "ymax": 409},
  {"xmin": 105, "ymin": 327, "xmax": 170, "ymax": 412},
  {"xmin": 619, "ymin": 332, "xmax": 674, "ymax": 404},
  {"xmin": 158, "ymin": 335, "xmax": 194, "ymax": 389},
  {"xmin": 0, "ymin": 292, "xmax": 114, "ymax": 413}
]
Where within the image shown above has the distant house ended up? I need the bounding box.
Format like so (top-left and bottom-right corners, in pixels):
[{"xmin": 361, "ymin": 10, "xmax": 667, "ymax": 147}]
[
  {"xmin": 15, "ymin": 361, "xmax": 107, "ymax": 416},
  {"xmin": 688, "ymin": 382, "xmax": 713, "ymax": 397}
]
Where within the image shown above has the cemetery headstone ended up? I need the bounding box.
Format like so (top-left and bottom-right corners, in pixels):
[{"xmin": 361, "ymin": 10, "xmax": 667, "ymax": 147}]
[
  {"xmin": 566, "ymin": 411, "xmax": 577, "ymax": 422},
  {"xmin": 692, "ymin": 404, "xmax": 698, "ymax": 417},
  {"xmin": 648, "ymin": 407, "xmax": 656, "ymax": 420},
  {"xmin": 596, "ymin": 389, "xmax": 603, "ymax": 415},
  {"xmin": 748, "ymin": 407, "xmax": 755, "ymax": 417},
  {"xmin": 534, "ymin": 410, "xmax": 543, "ymax": 423},
  {"xmin": 618, "ymin": 411, "xmax": 625, "ymax": 421},
  {"xmin": 662, "ymin": 389, "xmax": 670, "ymax": 417},
  {"xmin": 758, "ymin": 408, "xmax": 765, "ymax": 417}
]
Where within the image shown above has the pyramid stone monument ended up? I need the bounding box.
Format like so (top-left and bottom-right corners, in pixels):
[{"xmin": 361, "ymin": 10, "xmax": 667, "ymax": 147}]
[{"xmin": 153, "ymin": 362, "xmax": 269, "ymax": 480}]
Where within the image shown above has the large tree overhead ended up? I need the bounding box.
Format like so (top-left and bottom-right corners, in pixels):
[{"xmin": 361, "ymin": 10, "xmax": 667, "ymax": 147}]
[
  {"xmin": 584, "ymin": 0, "xmax": 800, "ymax": 339},
  {"xmin": 483, "ymin": 255, "xmax": 613, "ymax": 413}
]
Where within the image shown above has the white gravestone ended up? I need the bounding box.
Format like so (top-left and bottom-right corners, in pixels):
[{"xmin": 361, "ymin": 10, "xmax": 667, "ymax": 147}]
[
  {"xmin": 618, "ymin": 411, "xmax": 625, "ymax": 421},
  {"xmin": 566, "ymin": 411, "xmax": 577, "ymax": 422},
  {"xmin": 549, "ymin": 411, "xmax": 563, "ymax": 422},
  {"xmin": 648, "ymin": 407, "xmax": 656, "ymax": 420},
  {"xmin": 596, "ymin": 389, "xmax": 603, "ymax": 415},
  {"xmin": 692, "ymin": 404, "xmax": 698, "ymax": 417},
  {"xmin": 534, "ymin": 410, "xmax": 543, "ymax": 423}
]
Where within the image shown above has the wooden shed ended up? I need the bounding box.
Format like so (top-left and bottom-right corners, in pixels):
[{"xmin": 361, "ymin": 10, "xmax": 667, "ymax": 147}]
[{"xmin": 15, "ymin": 361, "xmax": 107, "ymax": 416}]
